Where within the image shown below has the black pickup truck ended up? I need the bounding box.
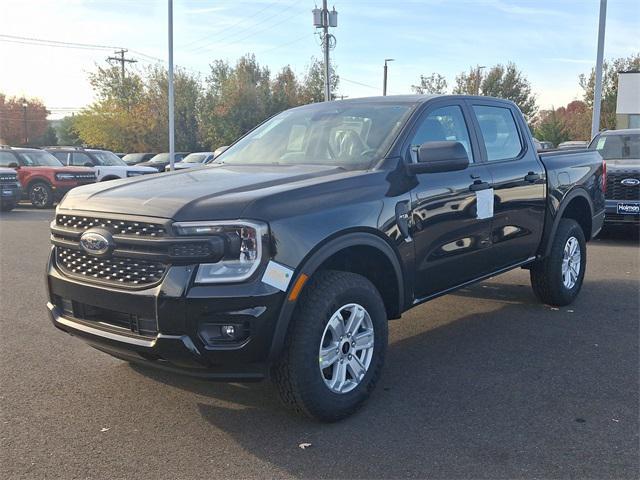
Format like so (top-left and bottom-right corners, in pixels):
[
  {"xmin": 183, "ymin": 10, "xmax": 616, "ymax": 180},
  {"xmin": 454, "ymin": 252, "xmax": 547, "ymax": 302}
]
[{"xmin": 46, "ymin": 95, "xmax": 605, "ymax": 421}]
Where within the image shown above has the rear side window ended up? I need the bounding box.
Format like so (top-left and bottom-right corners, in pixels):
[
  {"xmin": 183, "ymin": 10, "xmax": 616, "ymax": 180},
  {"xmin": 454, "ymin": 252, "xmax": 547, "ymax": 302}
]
[
  {"xmin": 72, "ymin": 152, "xmax": 94, "ymax": 166},
  {"xmin": 51, "ymin": 152, "xmax": 70, "ymax": 165},
  {"xmin": 473, "ymin": 105, "xmax": 523, "ymax": 161},
  {"xmin": 0, "ymin": 151, "xmax": 18, "ymax": 167}
]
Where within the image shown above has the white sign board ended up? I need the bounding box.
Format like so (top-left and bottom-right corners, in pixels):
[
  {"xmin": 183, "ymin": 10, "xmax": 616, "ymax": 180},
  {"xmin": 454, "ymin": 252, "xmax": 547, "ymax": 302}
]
[{"xmin": 616, "ymin": 72, "xmax": 640, "ymax": 115}]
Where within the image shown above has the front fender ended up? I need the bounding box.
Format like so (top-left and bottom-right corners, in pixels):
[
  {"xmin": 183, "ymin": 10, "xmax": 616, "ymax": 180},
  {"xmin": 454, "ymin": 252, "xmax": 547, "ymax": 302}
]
[{"xmin": 267, "ymin": 231, "xmax": 404, "ymax": 361}]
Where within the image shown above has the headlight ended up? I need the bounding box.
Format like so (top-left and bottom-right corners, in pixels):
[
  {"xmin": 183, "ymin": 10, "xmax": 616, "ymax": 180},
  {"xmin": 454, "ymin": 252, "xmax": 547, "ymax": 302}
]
[
  {"xmin": 173, "ymin": 220, "xmax": 267, "ymax": 283},
  {"xmin": 55, "ymin": 173, "xmax": 76, "ymax": 181},
  {"xmin": 127, "ymin": 171, "xmax": 146, "ymax": 177}
]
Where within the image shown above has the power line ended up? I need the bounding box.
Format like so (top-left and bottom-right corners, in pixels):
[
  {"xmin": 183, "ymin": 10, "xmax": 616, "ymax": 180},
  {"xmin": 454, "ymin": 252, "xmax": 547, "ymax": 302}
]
[
  {"xmin": 341, "ymin": 77, "xmax": 378, "ymax": 90},
  {"xmin": 0, "ymin": 34, "xmax": 121, "ymax": 51}
]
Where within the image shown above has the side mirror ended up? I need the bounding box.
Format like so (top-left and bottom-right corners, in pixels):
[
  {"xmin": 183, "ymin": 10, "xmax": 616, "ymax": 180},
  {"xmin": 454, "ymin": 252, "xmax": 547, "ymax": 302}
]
[
  {"xmin": 7, "ymin": 162, "xmax": 19, "ymax": 169},
  {"xmin": 406, "ymin": 141, "xmax": 469, "ymax": 175},
  {"xmin": 213, "ymin": 146, "xmax": 229, "ymax": 158}
]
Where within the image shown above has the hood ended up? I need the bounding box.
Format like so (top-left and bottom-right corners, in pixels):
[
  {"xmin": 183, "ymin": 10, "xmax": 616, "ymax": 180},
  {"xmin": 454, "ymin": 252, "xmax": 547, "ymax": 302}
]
[
  {"xmin": 605, "ymin": 158, "xmax": 640, "ymax": 172},
  {"xmin": 59, "ymin": 163, "xmax": 355, "ymax": 220},
  {"xmin": 127, "ymin": 166, "xmax": 158, "ymax": 173}
]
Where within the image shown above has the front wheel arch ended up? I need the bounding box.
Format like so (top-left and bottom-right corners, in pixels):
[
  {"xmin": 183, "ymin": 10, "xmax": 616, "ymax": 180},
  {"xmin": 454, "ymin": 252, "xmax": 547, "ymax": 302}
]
[{"xmin": 268, "ymin": 231, "xmax": 404, "ymax": 361}]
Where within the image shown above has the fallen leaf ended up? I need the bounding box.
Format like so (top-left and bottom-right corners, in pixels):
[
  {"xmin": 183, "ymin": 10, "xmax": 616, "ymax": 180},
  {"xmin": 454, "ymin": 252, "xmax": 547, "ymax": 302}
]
[
  {"xmin": 567, "ymin": 310, "xmax": 574, "ymax": 313},
  {"xmin": 298, "ymin": 443, "xmax": 312, "ymax": 450},
  {"xmin": 550, "ymin": 307, "xmax": 559, "ymax": 311},
  {"xmin": 612, "ymin": 418, "xmax": 620, "ymax": 423},
  {"xmin": 100, "ymin": 427, "xmax": 110, "ymax": 432}
]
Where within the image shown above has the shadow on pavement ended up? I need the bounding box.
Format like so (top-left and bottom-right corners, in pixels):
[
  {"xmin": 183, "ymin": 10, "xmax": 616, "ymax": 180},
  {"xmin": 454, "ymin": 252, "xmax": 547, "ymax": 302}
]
[{"xmin": 130, "ymin": 277, "xmax": 639, "ymax": 479}]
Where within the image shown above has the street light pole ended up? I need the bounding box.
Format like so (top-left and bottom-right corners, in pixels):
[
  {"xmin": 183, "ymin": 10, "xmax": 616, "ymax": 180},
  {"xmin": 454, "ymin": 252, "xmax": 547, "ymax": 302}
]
[
  {"xmin": 168, "ymin": 0, "xmax": 175, "ymax": 171},
  {"xmin": 22, "ymin": 100, "xmax": 28, "ymax": 145},
  {"xmin": 475, "ymin": 65, "xmax": 486, "ymax": 95},
  {"xmin": 383, "ymin": 58, "xmax": 394, "ymax": 96},
  {"xmin": 591, "ymin": 0, "xmax": 607, "ymax": 139}
]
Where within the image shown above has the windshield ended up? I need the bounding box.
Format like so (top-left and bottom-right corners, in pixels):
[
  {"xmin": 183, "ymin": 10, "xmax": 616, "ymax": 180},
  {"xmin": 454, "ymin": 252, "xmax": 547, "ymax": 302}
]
[
  {"xmin": 182, "ymin": 153, "xmax": 208, "ymax": 163},
  {"xmin": 591, "ymin": 133, "xmax": 640, "ymax": 160},
  {"xmin": 149, "ymin": 153, "xmax": 170, "ymax": 163},
  {"xmin": 91, "ymin": 151, "xmax": 126, "ymax": 166},
  {"xmin": 17, "ymin": 151, "xmax": 64, "ymax": 167},
  {"xmin": 216, "ymin": 102, "xmax": 413, "ymax": 169}
]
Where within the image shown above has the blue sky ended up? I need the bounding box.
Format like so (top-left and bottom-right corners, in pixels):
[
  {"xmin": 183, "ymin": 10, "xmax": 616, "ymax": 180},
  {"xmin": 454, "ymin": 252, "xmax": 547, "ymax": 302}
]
[{"xmin": 1, "ymin": 0, "xmax": 638, "ymax": 118}]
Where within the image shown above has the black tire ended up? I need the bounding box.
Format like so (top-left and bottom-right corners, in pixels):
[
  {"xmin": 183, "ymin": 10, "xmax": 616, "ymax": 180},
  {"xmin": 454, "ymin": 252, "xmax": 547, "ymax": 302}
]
[
  {"xmin": 28, "ymin": 182, "xmax": 54, "ymax": 208},
  {"xmin": 530, "ymin": 218, "xmax": 586, "ymax": 306},
  {"xmin": 272, "ymin": 270, "xmax": 388, "ymax": 422}
]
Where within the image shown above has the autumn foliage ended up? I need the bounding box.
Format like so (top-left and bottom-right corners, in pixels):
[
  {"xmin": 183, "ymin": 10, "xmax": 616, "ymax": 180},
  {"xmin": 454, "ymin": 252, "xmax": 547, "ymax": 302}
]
[{"xmin": 0, "ymin": 94, "xmax": 49, "ymax": 145}]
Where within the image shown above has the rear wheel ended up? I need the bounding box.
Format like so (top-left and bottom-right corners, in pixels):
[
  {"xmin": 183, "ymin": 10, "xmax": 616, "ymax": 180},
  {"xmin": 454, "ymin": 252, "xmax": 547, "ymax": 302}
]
[
  {"xmin": 28, "ymin": 182, "xmax": 54, "ymax": 208},
  {"xmin": 272, "ymin": 270, "xmax": 388, "ymax": 422},
  {"xmin": 530, "ymin": 218, "xmax": 586, "ymax": 306}
]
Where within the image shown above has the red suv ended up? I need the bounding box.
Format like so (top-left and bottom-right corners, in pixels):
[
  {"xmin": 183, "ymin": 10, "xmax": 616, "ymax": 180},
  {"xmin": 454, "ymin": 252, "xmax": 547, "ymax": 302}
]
[{"xmin": 0, "ymin": 147, "xmax": 96, "ymax": 208}]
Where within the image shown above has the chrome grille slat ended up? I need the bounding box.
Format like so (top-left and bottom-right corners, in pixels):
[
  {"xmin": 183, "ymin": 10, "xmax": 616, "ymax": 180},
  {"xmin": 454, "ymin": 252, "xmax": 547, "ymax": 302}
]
[
  {"xmin": 56, "ymin": 247, "xmax": 167, "ymax": 287},
  {"xmin": 606, "ymin": 174, "xmax": 640, "ymax": 201},
  {"xmin": 56, "ymin": 214, "xmax": 167, "ymax": 237}
]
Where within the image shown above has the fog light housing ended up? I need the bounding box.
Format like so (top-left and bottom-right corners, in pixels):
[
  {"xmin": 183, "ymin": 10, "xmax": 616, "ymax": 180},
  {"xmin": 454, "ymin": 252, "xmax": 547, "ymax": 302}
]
[{"xmin": 198, "ymin": 323, "xmax": 247, "ymax": 346}]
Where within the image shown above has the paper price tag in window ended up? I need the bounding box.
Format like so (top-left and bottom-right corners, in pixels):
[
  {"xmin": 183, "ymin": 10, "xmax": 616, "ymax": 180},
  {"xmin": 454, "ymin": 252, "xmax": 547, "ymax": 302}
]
[{"xmin": 476, "ymin": 188, "xmax": 494, "ymax": 219}]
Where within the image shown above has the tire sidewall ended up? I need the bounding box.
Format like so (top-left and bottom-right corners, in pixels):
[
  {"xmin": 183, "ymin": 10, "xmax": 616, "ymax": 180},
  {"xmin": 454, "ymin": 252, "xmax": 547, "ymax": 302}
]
[{"xmin": 292, "ymin": 276, "xmax": 388, "ymax": 418}]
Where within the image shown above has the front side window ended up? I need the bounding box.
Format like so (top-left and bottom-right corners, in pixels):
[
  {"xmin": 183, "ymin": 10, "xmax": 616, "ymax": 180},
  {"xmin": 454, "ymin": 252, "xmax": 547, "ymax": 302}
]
[
  {"xmin": 217, "ymin": 103, "xmax": 413, "ymax": 170},
  {"xmin": 51, "ymin": 152, "xmax": 70, "ymax": 165},
  {"xmin": 408, "ymin": 105, "xmax": 474, "ymax": 162},
  {"xmin": 473, "ymin": 105, "xmax": 523, "ymax": 161}
]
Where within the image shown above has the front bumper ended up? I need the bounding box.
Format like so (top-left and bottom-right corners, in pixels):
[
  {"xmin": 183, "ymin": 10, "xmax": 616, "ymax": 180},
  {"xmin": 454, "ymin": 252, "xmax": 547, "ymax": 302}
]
[
  {"xmin": 604, "ymin": 199, "xmax": 640, "ymax": 224},
  {"xmin": 46, "ymin": 249, "xmax": 286, "ymax": 380},
  {"xmin": 0, "ymin": 184, "xmax": 21, "ymax": 204}
]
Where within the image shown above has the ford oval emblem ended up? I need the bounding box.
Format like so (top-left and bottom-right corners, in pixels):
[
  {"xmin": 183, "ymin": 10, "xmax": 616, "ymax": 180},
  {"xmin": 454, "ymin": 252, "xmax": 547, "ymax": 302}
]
[
  {"xmin": 80, "ymin": 231, "xmax": 112, "ymax": 256},
  {"xmin": 621, "ymin": 178, "xmax": 640, "ymax": 186}
]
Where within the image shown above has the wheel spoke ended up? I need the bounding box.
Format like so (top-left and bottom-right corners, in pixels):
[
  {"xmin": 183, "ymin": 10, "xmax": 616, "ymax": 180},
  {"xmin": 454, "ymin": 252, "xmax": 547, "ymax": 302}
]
[
  {"xmin": 352, "ymin": 330, "xmax": 374, "ymax": 350},
  {"xmin": 329, "ymin": 361, "xmax": 347, "ymax": 392},
  {"xmin": 327, "ymin": 313, "xmax": 345, "ymax": 339},
  {"xmin": 347, "ymin": 355, "xmax": 366, "ymax": 382},
  {"xmin": 344, "ymin": 305, "xmax": 364, "ymax": 336},
  {"xmin": 319, "ymin": 344, "xmax": 340, "ymax": 369}
]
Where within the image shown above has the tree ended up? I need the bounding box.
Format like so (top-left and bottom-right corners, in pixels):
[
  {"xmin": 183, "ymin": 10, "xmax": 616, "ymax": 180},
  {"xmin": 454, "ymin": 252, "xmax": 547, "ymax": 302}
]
[
  {"xmin": 579, "ymin": 53, "xmax": 640, "ymax": 131},
  {"xmin": 0, "ymin": 93, "xmax": 49, "ymax": 145},
  {"xmin": 56, "ymin": 115, "xmax": 83, "ymax": 146},
  {"xmin": 453, "ymin": 62, "xmax": 538, "ymax": 122},
  {"xmin": 556, "ymin": 100, "xmax": 591, "ymax": 141},
  {"xmin": 299, "ymin": 58, "xmax": 339, "ymax": 103},
  {"xmin": 535, "ymin": 108, "xmax": 569, "ymax": 146},
  {"xmin": 31, "ymin": 125, "xmax": 58, "ymax": 146},
  {"xmin": 272, "ymin": 65, "xmax": 301, "ymax": 112},
  {"xmin": 411, "ymin": 73, "xmax": 447, "ymax": 94}
]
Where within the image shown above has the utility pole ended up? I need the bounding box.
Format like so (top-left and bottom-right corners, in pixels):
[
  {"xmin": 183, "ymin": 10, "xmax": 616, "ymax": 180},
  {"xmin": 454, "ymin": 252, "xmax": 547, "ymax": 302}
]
[
  {"xmin": 383, "ymin": 58, "xmax": 394, "ymax": 96},
  {"xmin": 591, "ymin": 0, "xmax": 607, "ymax": 139},
  {"xmin": 313, "ymin": 2, "xmax": 338, "ymax": 101},
  {"xmin": 167, "ymin": 0, "xmax": 175, "ymax": 171},
  {"xmin": 22, "ymin": 99, "xmax": 28, "ymax": 145},
  {"xmin": 107, "ymin": 49, "xmax": 137, "ymax": 80},
  {"xmin": 475, "ymin": 65, "xmax": 486, "ymax": 95}
]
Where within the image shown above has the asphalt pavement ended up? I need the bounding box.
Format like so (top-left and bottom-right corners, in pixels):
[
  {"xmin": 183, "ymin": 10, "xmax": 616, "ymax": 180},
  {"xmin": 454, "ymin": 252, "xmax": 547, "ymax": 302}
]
[{"xmin": 1, "ymin": 206, "xmax": 638, "ymax": 479}]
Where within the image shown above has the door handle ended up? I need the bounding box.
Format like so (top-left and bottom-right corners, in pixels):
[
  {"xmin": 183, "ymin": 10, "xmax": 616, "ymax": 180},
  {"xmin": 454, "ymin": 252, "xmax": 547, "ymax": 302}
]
[
  {"xmin": 469, "ymin": 180, "xmax": 491, "ymax": 192},
  {"xmin": 524, "ymin": 172, "xmax": 541, "ymax": 182}
]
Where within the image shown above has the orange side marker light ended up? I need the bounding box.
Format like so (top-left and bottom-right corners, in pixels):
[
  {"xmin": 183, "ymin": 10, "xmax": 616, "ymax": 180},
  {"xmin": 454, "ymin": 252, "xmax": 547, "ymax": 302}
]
[{"xmin": 288, "ymin": 273, "xmax": 309, "ymax": 301}]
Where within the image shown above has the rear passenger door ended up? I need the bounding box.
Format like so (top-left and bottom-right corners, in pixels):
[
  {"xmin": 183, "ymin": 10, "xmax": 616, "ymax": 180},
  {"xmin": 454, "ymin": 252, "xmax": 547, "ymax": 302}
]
[{"xmin": 469, "ymin": 100, "xmax": 546, "ymax": 267}]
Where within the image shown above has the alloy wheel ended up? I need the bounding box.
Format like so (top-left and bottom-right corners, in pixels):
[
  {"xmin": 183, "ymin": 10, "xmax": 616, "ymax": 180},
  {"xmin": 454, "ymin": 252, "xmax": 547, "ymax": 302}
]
[
  {"xmin": 561, "ymin": 236, "xmax": 581, "ymax": 289},
  {"xmin": 318, "ymin": 303, "xmax": 375, "ymax": 394}
]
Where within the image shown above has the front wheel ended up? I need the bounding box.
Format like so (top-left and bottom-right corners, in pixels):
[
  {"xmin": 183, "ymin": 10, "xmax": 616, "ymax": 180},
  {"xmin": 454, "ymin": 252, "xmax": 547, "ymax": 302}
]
[
  {"xmin": 530, "ymin": 218, "xmax": 586, "ymax": 306},
  {"xmin": 28, "ymin": 182, "xmax": 54, "ymax": 208},
  {"xmin": 272, "ymin": 270, "xmax": 388, "ymax": 422}
]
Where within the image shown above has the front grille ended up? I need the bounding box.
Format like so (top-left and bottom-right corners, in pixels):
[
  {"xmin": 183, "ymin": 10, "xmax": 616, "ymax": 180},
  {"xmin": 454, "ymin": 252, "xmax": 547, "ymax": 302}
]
[
  {"xmin": 56, "ymin": 214, "xmax": 166, "ymax": 237},
  {"xmin": 605, "ymin": 213, "xmax": 640, "ymax": 223},
  {"xmin": 56, "ymin": 247, "xmax": 167, "ymax": 286},
  {"xmin": 606, "ymin": 174, "xmax": 640, "ymax": 200},
  {"xmin": 0, "ymin": 174, "xmax": 18, "ymax": 182}
]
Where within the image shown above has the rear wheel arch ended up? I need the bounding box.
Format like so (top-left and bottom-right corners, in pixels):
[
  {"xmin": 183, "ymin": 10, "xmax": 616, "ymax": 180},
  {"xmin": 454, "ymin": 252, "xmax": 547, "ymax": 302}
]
[
  {"xmin": 100, "ymin": 175, "xmax": 121, "ymax": 181},
  {"xmin": 543, "ymin": 189, "xmax": 593, "ymax": 257},
  {"xmin": 268, "ymin": 231, "xmax": 405, "ymax": 361}
]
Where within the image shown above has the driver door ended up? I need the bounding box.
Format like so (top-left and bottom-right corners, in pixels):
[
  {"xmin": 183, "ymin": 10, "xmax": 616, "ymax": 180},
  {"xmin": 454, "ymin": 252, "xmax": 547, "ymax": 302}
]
[{"xmin": 407, "ymin": 101, "xmax": 495, "ymax": 300}]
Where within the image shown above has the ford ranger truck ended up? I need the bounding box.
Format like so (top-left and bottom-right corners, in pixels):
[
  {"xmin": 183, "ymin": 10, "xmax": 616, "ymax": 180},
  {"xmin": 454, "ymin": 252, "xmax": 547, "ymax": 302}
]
[
  {"xmin": 589, "ymin": 128, "xmax": 640, "ymax": 224},
  {"xmin": 46, "ymin": 95, "xmax": 605, "ymax": 421},
  {"xmin": 0, "ymin": 147, "xmax": 96, "ymax": 208}
]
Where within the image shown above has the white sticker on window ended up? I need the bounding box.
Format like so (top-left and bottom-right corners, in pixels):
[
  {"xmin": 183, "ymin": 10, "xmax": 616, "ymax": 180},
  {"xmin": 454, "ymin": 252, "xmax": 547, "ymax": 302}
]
[
  {"xmin": 262, "ymin": 261, "xmax": 294, "ymax": 292},
  {"xmin": 596, "ymin": 137, "xmax": 606, "ymax": 150},
  {"xmin": 476, "ymin": 188, "xmax": 494, "ymax": 219}
]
